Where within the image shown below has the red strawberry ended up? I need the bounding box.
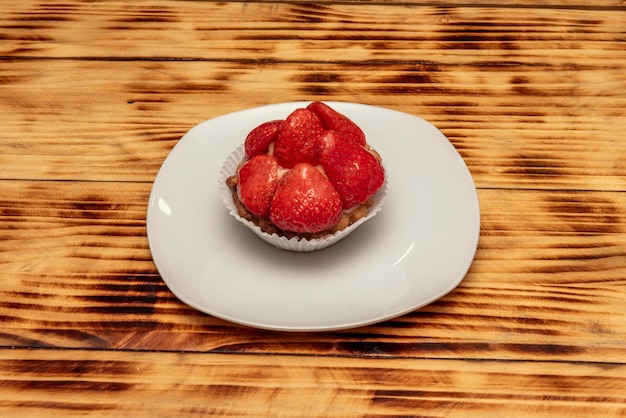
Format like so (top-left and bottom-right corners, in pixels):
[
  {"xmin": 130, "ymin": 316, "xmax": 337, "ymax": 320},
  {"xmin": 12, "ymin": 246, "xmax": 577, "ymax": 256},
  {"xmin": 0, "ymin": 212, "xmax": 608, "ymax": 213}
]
[
  {"xmin": 244, "ymin": 120, "xmax": 284, "ymax": 159},
  {"xmin": 317, "ymin": 128, "xmax": 345, "ymax": 156},
  {"xmin": 318, "ymin": 131, "xmax": 385, "ymax": 209},
  {"xmin": 269, "ymin": 163, "xmax": 342, "ymax": 234},
  {"xmin": 237, "ymin": 154, "xmax": 279, "ymax": 218},
  {"xmin": 307, "ymin": 101, "xmax": 366, "ymax": 147},
  {"xmin": 274, "ymin": 108, "xmax": 324, "ymax": 168}
]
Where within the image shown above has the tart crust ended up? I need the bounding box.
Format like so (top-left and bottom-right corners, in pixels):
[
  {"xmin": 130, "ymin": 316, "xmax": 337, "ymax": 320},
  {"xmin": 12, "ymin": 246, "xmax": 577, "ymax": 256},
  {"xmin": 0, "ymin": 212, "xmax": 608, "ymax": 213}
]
[{"xmin": 226, "ymin": 174, "xmax": 373, "ymax": 240}]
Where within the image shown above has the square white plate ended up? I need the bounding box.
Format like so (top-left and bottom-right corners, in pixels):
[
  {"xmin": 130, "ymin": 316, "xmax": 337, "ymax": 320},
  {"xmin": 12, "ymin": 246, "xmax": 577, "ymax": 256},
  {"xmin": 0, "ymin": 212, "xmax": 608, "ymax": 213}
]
[{"xmin": 147, "ymin": 102, "xmax": 480, "ymax": 331}]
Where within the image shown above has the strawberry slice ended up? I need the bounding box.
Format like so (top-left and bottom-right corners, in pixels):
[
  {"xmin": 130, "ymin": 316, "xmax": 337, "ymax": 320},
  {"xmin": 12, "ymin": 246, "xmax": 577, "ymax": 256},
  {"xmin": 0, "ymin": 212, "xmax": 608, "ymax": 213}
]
[
  {"xmin": 318, "ymin": 130, "xmax": 385, "ymax": 209},
  {"xmin": 244, "ymin": 120, "xmax": 284, "ymax": 159},
  {"xmin": 269, "ymin": 163, "xmax": 342, "ymax": 234},
  {"xmin": 274, "ymin": 108, "xmax": 324, "ymax": 168},
  {"xmin": 307, "ymin": 101, "xmax": 366, "ymax": 147},
  {"xmin": 237, "ymin": 154, "xmax": 279, "ymax": 218}
]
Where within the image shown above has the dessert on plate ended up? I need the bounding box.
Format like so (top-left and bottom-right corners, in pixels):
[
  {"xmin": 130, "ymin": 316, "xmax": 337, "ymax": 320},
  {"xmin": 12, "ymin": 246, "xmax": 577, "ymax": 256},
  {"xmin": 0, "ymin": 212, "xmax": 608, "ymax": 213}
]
[{"xmin": 220, "ymin": 101, "xmax": 387, "ymax": 251}]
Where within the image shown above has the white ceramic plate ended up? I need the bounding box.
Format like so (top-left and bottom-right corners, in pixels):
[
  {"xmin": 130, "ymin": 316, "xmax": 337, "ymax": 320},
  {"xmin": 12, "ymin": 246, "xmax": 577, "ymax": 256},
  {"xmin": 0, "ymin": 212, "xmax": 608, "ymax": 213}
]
[{"xmin": 147, "ymin": 102, "xmax": 480, "ymax": 332}]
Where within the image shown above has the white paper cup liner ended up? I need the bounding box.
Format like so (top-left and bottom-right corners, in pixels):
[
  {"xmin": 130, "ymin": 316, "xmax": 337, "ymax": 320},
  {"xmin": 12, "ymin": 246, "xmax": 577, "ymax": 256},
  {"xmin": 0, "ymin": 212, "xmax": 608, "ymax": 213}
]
[{"xmin": 218, "ymin": 145, "xmax": 388, "ymax": 252}]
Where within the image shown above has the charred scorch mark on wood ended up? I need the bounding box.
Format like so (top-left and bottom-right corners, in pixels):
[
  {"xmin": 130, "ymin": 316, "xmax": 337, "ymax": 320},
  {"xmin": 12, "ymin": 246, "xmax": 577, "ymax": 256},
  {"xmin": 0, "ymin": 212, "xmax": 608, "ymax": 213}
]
[
  {"xmin": 297, "ymin": 72, "xmax": 348, "ymax": 84},
  {"xmin": 438, "ymin": 33, "xmax": 521, "ymax": 51},
  {"xmin": 502, "ymin": 152, "xmax": 568, "ymax": 178},
  {"xmin": 509, "ymin": 75, "xmax": 582, "ymax": 97},
  {"xmin": 431, "ymin": 298, "xmax": 588, "ymax": 318},
  {"xmin": 432, "ymin": 14, "xmax": 528, "ymax": 51},
  {"xmin": 379, "ymin": 71, "xmax": 439, "ymax": 85},
  {"xmin": 373, "ymin": 69, "xmax": 444, "ymax": 95},
  {"xmin": 2, "ymin": 358, "xmax": 136, "ymax": 377},
  {"xmin": 106, "ymin": 5, "xmax": 178, "ymax": 25},
  {"xmin": 122, "ymin": 61, "xmax": 236, "ymax": 95},
  {"xmin": 0, "ymin": 270, "xmax": 210, "ymax": 341},
  {"xmin": 372, "ymin": 386, "xmax": 624, "ymax": 410},
  {"xmin": 293, "ymin": 72, "xmax": 348, "ymax": 95},
  {"xmin": 287, "ymin": 4, "xmax": 335, "ymax": 23},
  {"xmin": 9, "ymin": 380, "xmax": 133, "ymax": 393},
  {"xmin": 12, "ymin": 14, "xmax": 75, "ymax": 23},
  {"xmin": 0, "ymin": 332, "xmax": 61, "ymax": 348},
  {"xmin": 544, "ymin": 193, "xmax": 622, "ymax": 235},
  {"xmin": 0, "ymin": 298, "xmax": 157, "ymax": 319},
  {"xmin": 71, "ymin": 274, "xmax": 161, "ymax": 316},
  {"xmin": 126, "ymin": 81, "xmax": 230, "ymax": 98},
  {"xmin": 510, "ymin": 75, "xmax": 531, "ymax": 85},
  {"xmin": 0, "ymin": 33, "xmax": 54, "ymax": 42},
  {"xmin": 293, "ymin": 65, "xmax": 443, "ymax": 96},
  {"xmin": 329, "ymin": 341, "xmax": 587, "ymax": 358}
]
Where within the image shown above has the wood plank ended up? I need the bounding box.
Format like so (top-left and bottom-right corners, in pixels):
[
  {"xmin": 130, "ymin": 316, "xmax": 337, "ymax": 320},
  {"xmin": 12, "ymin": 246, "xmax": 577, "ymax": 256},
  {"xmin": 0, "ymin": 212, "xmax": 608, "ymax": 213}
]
[
  {"xmin": 1, "ymin": 60, "xmax": 625, "ymax": 189},
  {"xmin": 0, "ymin": 348, "xmax": 624, "ymax": 417},
  {"xmin": 1, "ymin": 2, "xmax": 625, "ymax": 64},
  {"xmin": 1, "ymin": 180, "xmax": 625, "ymax": 362},
  {"xmin": 257, "ymin": 0, "xmax": 626, "ymax": 5}
]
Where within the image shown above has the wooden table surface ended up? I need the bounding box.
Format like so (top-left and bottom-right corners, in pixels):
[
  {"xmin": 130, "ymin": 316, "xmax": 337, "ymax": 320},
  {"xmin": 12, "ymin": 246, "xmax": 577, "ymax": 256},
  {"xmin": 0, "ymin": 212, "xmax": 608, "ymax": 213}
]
[{"xmin": 2, "ymin": 0, "xmax": 626, "ymax": 416}]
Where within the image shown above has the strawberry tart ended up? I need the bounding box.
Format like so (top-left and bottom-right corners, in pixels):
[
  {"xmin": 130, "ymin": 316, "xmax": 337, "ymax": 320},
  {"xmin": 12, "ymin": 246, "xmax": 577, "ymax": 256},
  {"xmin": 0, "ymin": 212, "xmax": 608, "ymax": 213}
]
[{"xmin": 221, "ymin": 101, "xmax": 387, "ymax": 251}]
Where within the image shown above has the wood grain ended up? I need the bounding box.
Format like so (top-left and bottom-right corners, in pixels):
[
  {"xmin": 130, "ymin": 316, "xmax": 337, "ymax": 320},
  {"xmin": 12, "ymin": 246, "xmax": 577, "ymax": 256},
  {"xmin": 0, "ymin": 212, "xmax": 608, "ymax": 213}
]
[
  {"xmin": 0, "ymin": 349, "xmax": 625, "ymax": 417},
  {"xmin": 2, "ymin": 1, "xmax": 625, "ymax": 62},
  {"xmin": 1, "ymin": 0, "xmax": 626, "ymax": 415},
  {"xmin": 1, "ymin": 180, "xmax": 625, "ymax": 363},
  {"xmin": 1, "ymin": 2, "xmax": 625, "ymax": 186},
  {"xmin": 1, "ymin": 58, "xmax": 625, "ymax": 189}
]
